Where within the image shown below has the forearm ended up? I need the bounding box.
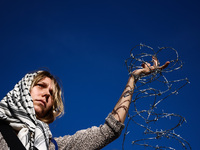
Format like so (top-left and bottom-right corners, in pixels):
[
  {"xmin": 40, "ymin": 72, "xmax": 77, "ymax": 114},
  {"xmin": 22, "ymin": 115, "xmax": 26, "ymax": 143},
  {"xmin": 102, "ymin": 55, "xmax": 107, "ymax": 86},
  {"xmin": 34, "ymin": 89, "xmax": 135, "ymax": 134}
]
[
  {"xmin": 112, "ymin": 75, "xmax": 136, "ymax": 123},
  {"xmin": 51, "ymin": 114, "xmax": 124, "ymax": 150}
]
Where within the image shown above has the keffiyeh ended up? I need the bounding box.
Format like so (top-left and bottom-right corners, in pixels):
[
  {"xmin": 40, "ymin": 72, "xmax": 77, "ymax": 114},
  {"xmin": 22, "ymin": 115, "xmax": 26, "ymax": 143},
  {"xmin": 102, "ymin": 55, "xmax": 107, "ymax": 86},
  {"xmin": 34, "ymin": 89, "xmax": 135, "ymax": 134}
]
[{"xmin": 0, "ymin": 72, "xmax": 52, "ymax": 150}]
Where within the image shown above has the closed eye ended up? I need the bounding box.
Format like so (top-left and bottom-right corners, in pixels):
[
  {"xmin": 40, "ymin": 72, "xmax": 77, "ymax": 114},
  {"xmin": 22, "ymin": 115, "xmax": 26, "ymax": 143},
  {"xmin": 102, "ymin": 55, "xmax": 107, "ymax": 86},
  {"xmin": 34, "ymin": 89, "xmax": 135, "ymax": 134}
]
[{"xmin": 36, "ymin": 84, "xmax": 45, "ymax": 87}]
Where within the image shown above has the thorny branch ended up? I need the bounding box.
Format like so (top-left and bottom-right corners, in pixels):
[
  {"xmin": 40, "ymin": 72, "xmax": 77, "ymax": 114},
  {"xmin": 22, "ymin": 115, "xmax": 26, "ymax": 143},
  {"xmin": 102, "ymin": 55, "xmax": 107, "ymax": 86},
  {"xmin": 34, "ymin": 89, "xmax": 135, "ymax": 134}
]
[{"xmin": 122, "ymin": 44, "xmax": 191, "ymax": 150}]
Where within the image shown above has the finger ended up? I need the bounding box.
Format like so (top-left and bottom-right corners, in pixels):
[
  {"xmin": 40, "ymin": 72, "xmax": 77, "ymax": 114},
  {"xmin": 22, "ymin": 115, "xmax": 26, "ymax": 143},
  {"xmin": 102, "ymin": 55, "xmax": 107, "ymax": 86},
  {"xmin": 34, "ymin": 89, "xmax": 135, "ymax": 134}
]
[
  {"xmin": 152, "ymin": 56, "xmax": 159, "ymax": 67},
  {"xmin": 159, "ymin": 61, "xmax": 170, "ymax": 70},
  {"xmin": 142, "ymin": 62, "xmax": 151, "ymax": 68}
]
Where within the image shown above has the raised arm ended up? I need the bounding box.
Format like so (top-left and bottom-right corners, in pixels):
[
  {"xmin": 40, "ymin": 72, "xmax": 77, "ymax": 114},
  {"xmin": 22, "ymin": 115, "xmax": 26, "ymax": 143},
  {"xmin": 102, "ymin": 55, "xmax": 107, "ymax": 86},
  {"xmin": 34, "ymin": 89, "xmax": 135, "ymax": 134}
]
[{"xmin": 112, "ymin": 56, "xmax": 170, "ymax": 123}]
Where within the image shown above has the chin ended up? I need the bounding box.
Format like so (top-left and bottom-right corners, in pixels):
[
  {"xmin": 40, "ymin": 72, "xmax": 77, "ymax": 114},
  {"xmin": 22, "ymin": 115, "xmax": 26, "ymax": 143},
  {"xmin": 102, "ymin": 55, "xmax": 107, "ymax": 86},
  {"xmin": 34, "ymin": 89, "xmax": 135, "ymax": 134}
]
[{"xmin": 34, "ymin": 105, "xmax": 45, "ymax": 118}]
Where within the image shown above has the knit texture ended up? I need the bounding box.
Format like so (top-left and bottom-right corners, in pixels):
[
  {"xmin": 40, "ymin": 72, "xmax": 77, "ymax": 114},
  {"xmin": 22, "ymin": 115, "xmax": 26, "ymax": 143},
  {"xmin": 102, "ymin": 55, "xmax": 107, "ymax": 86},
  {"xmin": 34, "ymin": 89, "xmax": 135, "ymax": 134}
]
[
  {"xmin": 49, "ymin": 114, "xmax": 124, "ymax": 150},
  {"xmin": 0, "ymin": 114, "xmax": 124, "ymax": 150}
]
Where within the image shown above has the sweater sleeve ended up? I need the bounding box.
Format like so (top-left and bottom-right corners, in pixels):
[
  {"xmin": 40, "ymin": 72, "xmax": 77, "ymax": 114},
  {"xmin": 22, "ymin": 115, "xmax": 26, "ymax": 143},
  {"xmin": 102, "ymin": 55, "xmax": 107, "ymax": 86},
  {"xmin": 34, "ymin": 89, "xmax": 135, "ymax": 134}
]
[
  {"xmin": 49, "ymin": 113, "xmax": 125, "ymax": 150},
  {"xmin": 0, "ymin": 133, "xmax": 10, "ymax": 150}
]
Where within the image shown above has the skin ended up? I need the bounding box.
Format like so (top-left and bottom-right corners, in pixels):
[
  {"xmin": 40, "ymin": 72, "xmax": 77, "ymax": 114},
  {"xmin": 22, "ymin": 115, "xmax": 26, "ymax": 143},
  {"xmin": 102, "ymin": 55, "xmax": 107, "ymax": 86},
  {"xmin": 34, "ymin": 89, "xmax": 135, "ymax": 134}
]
[
  {"xmin": 30, "ymin": 77, "xmax": 54, "ymax": 118},
  {"xmin": 112, "ymin": 57, "xmax": 170, "ymax": 123},
  {"xmin": 30, "ymin": 57, "xmax": 169, "ymax": 123}
]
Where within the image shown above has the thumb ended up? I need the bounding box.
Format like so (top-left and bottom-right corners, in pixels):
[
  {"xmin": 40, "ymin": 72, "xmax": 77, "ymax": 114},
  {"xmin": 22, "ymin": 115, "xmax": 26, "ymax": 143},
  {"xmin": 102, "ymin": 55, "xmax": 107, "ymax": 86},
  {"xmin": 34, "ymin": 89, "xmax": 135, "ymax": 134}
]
[{"xmin": 159, "ymin": 61, "xmax": 170, "ymax": 70}]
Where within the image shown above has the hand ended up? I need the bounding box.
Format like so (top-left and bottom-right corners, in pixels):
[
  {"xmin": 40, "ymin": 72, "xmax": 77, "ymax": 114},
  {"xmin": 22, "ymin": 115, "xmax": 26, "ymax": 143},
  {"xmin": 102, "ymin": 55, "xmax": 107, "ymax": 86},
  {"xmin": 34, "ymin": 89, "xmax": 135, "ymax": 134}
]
[{"xmin": 132, "ymin": 56, "xmax": 170, "ymax": 77}]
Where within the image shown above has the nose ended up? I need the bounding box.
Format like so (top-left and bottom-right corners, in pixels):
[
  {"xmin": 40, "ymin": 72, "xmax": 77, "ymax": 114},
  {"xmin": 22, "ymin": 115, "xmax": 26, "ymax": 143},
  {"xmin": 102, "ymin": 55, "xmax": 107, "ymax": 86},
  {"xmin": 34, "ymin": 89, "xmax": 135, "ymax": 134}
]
[{"xmin": 42, "ymin": 90, "xmax": 50, "ymax": 102}]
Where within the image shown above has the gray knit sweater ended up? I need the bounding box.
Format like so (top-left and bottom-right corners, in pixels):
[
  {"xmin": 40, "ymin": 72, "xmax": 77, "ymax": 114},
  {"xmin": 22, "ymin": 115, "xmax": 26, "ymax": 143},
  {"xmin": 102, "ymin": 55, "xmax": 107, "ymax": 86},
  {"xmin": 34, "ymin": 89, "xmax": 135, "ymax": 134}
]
[{"xmin": 0, "ymin": 114, "xmax": 124, "ymax": 150}]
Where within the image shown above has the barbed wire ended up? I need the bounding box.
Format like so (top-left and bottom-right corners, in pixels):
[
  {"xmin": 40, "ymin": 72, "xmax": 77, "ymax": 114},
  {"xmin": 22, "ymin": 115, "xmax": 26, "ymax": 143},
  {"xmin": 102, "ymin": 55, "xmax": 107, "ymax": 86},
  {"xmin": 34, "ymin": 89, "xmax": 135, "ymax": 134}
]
[{"xmin": 122, "ymin": 44, "xmax": 191, "ymax": 150}]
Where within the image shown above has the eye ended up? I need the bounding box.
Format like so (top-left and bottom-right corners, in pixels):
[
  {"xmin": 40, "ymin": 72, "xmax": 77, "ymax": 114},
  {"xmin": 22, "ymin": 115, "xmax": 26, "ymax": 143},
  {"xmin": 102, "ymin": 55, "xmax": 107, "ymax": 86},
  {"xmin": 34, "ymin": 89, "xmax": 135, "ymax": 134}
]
[{"xmin": 36, "ymin": 83, "xmax": 45, "ymax": 88}]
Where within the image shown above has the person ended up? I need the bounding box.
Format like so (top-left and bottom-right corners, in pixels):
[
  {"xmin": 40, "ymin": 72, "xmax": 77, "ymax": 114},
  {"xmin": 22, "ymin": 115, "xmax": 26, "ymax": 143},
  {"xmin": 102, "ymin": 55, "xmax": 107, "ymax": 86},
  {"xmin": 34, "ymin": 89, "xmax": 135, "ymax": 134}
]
[{"xmin": 0, "ymin": 57, "xmax": 169, "ymax": 150}]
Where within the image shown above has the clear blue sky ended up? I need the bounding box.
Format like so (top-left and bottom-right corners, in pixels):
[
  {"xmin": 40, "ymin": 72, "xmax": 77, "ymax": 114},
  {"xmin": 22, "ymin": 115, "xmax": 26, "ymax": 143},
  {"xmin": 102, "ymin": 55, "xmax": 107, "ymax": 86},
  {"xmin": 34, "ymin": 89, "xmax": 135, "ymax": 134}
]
[{"xmin": 0, "ymin": 0, "xmax": 199, "ymax": 149}]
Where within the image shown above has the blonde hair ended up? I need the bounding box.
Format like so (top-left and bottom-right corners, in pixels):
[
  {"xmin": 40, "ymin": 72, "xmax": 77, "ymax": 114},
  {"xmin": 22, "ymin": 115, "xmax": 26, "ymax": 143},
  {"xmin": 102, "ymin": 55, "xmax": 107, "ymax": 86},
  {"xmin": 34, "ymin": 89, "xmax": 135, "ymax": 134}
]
[{"xmin": 30, "ymin": 71, "xmax": 64, "ymax": 124}]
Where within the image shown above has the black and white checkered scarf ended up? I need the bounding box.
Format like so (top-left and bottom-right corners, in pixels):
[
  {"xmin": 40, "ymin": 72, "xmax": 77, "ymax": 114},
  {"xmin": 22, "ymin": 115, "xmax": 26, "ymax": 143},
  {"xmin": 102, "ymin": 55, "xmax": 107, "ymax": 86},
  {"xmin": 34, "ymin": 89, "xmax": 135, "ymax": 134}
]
[{"xmin": 0, "ymin": 72, "xmax": 52, "ymax": 150}]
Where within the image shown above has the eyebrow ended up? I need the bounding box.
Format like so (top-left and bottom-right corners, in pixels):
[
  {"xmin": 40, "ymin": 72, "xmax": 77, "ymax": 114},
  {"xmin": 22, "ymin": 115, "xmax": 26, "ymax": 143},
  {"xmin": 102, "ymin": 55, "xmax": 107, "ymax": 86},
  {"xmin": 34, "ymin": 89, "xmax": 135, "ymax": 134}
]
[
  {"xmin": 38, "ymin": 82, "xmax": 53, "ymax": 90},
  {"xmin": 38, "ymin": 81, "xmax": 48, "ymax": 86}
]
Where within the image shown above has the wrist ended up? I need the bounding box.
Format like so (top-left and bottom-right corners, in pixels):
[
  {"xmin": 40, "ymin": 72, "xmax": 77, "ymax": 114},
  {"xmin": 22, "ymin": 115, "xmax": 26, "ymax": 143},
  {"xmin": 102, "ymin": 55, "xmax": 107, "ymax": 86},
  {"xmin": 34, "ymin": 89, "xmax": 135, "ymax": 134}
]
[{"xmin": 130, "ymin": 72, "xmax": 140, "ymax": 82}]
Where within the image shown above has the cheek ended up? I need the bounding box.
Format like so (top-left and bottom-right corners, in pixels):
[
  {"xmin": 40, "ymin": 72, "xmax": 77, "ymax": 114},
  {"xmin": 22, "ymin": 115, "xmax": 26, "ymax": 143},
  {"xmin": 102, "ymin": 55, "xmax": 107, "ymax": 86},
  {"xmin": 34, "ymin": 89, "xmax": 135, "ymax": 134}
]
[
  {"xmin": 47, "ymin": 99, "xmax": 54, "ymax": 110},
  {"xmin": 30, "ymin": 87, "xmax": 40, "ymax": 97},
  {"xmin": 30, "ymin": 89, "xmax": 36, "ymax": 99}
]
